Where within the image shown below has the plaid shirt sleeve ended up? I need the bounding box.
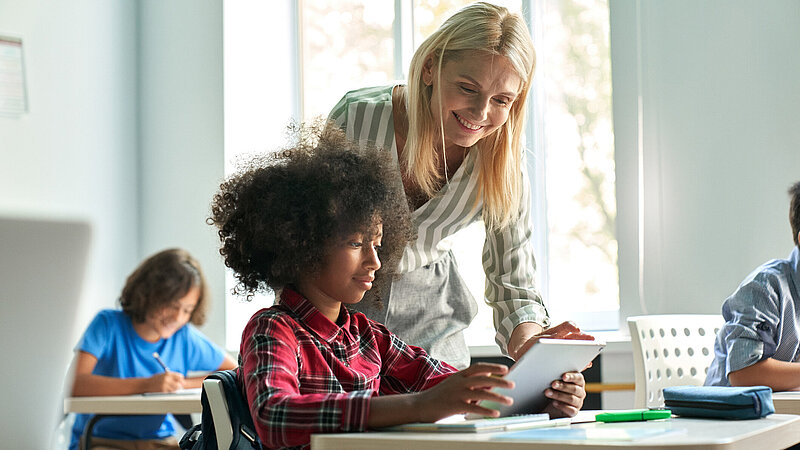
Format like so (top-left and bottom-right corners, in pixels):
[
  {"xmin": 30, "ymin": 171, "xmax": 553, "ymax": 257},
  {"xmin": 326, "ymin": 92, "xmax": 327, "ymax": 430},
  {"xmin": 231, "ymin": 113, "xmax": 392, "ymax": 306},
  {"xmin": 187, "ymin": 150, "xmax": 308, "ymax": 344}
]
[
  {"xmin": 239, "ymin": 311, "xmax": 372, "ymax": 449},
  {"xmin": 369, "ymin": 321, "xmax": 458, "ymax": 394}
]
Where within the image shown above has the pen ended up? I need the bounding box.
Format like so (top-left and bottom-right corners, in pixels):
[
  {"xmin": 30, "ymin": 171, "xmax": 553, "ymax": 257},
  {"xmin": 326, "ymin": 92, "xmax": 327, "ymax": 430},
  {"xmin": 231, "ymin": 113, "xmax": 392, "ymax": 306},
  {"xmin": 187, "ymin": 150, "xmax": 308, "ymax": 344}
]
[
  {"xmin": 595, "ymin": 409, "xmax": 672, "ymax": 423},
  {"xmin": 152, "ymin": 352, "xmax": 170, "ymax": 372}
]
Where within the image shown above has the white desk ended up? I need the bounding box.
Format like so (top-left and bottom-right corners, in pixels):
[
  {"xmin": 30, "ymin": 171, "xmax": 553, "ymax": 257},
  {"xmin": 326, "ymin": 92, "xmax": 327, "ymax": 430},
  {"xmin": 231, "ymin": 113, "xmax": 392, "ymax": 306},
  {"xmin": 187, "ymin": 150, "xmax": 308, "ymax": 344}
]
[
  {"xmin": 773, "ymin": 391, "xmax": 800, "ymax": 414},
  {"xmin": 64, "ymin": 392, "xmax": 202, "ymax": 415},
  {"xmin": 65, "ymin": 393, "xmax": 202, "ymax": 450},
  {"xmin": 311, "ymin": 414, "xmax": 800, "ymax": 450}
]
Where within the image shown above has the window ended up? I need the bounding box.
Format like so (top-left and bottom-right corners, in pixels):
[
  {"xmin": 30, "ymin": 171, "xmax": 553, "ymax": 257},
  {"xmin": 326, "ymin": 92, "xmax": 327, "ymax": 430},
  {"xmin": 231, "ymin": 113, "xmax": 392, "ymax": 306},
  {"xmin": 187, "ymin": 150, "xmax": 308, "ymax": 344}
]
[
  {"xmin": 534, "ymin": 0, "xmax": 618, "ymax": 329},
  {"xmin": 223, "ymin": 0, "xmax": 617, "ymax": 351}
]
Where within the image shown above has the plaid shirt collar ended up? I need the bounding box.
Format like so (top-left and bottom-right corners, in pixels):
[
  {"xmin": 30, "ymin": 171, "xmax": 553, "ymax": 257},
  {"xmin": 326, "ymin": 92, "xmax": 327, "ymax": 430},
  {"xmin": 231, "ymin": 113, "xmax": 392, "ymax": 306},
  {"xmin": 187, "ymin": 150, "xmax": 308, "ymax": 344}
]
[{"xmin": 279, "ymin": 287, "xmax": 351, "ymax": 343}]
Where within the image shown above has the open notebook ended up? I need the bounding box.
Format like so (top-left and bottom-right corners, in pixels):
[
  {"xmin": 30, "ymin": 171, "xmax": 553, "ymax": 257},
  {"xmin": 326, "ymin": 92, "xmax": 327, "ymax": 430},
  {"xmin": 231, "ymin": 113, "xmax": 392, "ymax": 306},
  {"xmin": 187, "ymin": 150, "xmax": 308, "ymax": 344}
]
[{"xmin": 142, "ymin": 387, "xmax": 202, "ymax": 396}]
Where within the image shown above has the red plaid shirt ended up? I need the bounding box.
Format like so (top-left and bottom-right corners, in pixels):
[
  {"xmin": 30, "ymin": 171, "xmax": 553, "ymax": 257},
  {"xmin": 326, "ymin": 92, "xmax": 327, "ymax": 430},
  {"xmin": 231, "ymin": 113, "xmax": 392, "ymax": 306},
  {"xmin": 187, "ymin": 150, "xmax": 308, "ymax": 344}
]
[{"xmin": 239, "ymin": 287, "xmax": 457, "ymax": 449}]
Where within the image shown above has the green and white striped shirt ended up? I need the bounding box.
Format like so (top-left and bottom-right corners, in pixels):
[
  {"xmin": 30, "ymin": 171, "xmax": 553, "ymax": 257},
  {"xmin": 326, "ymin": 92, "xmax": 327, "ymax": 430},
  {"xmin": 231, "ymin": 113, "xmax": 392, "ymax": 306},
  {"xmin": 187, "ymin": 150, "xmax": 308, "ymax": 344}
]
[{"xmin": 329, "ymin": 85, "xmax": 550, "ymax": 354}]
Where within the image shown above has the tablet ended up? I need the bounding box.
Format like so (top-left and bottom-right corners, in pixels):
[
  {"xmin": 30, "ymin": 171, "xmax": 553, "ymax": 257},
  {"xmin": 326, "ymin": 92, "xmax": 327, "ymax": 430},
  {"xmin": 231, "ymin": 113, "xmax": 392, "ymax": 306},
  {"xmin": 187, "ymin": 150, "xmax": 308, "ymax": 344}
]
[{"xmin": 476, "ymin": 338, "xmax": 606, "ymax": 417}]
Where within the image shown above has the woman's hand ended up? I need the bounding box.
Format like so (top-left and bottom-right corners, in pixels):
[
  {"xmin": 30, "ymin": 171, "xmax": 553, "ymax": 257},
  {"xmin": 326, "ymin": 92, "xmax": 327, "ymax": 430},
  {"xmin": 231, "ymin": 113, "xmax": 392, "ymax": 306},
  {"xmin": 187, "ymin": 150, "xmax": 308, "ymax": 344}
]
[
  {"xmin": 413, "ymin": 363, "xmax": 514, "ymax": 423},
  {"xmin": 508, "ymin": 321, "xmax": 595, "ymax": 360},
  {"xmin": 542, "ymin": 371, "xmax": 586, "ymax": 418}
]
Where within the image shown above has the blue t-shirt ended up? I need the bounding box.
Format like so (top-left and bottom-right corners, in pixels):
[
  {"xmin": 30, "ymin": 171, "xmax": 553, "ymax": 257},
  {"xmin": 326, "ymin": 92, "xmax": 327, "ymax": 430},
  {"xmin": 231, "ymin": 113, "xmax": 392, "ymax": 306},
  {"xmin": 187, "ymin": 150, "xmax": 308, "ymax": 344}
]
[{"xmin": 69, "ymin": 309, "xmax": 225, "ymax": 449}]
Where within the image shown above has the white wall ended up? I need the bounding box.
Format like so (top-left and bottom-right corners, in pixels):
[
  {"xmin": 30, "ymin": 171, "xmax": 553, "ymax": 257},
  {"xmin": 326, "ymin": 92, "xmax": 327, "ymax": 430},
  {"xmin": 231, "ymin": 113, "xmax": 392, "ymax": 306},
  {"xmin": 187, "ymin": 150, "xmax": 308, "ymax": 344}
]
[
  {"xmin": 0, "ymin": 0, "xmax": 138, "ymax": 338},
  {"xmin": 138, "ymin": 0, "xmax": 226, "ymax": 345},
  {"xmin": 0, "ymin": 0, "xmax": 139, "ymax": 445},
  {"xmin": 613, "ymin": 0, "xmax": 800, "ymax": 319},
  {"xmin": 0, "ymin": 0, "xmax": 226, "ymax": 354}
]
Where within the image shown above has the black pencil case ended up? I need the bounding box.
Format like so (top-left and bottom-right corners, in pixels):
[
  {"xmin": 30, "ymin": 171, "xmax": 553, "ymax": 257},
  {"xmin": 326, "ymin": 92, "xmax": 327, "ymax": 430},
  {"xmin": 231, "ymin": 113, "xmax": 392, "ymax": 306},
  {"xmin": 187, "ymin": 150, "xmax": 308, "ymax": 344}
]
[{"xmin": 662, "ymin": 385, "xmax": 774, "ymax": 419}]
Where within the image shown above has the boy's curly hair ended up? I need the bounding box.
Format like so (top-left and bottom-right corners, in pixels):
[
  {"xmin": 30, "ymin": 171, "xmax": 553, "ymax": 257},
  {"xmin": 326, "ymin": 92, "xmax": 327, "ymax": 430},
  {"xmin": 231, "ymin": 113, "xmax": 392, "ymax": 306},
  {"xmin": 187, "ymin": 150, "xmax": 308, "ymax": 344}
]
[
  {"xmin": 120, "ymin": 248, "xmax": 208, "ymax": 325},
  {"xmin": 209, "ymin": 122, "xmax": 413, "ymax": 302}
]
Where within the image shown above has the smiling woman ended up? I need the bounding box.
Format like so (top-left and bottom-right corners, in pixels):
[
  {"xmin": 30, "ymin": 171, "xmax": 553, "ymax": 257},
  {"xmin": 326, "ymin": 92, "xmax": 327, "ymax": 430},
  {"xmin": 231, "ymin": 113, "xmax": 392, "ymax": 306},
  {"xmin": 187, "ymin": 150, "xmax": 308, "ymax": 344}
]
[
  {"xmin": 327, "ymin": 2, "xmax": 592, "ymax": 373},
  {"xmin": 422, "ymin": 50, "xmax": 522, "ymax": 175}
]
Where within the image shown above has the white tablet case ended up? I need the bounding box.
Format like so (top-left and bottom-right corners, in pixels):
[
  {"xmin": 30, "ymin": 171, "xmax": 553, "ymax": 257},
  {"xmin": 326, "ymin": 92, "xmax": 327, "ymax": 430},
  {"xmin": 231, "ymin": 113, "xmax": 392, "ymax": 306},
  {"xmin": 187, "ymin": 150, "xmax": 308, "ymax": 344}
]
[{"xmin": 479, "ymin": 338, "xmax": 605, "ymax": 417}]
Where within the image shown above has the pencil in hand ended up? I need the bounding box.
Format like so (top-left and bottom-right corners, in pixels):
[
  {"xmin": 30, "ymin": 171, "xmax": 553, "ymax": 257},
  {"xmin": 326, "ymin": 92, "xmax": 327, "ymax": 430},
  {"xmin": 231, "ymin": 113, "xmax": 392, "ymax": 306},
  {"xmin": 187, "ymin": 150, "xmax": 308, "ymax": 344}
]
[{"xmin": 152, "ymin": 352, "xmax": 170, "ymax": 372}]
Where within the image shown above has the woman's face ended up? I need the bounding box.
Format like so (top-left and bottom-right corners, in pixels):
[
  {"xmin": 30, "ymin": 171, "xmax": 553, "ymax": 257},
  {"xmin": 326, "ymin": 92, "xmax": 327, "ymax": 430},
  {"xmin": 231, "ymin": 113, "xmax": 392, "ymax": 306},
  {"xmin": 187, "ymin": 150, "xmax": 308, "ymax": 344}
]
[{"xmin": 424, "ymin": 50, "xmax": 523, "ymax": 153}]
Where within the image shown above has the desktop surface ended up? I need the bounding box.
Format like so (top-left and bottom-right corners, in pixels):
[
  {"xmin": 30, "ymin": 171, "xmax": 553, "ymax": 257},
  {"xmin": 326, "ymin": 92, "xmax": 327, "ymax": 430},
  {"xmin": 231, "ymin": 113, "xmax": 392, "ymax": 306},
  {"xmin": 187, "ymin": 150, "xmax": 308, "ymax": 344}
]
[
  {"xmin": 311, "ymin": 413, "xmax": 800, "ymax": 450},
  {"xmin": 64, "ymin": 392, "xmax": 202, "ymax": 415}
]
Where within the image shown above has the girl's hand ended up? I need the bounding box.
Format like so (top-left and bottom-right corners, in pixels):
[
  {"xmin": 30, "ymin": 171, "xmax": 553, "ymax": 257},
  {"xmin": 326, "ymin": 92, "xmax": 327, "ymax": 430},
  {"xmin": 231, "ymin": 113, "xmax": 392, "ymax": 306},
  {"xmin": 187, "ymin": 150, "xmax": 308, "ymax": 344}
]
[
  {"xmin": 147, "ymin": 371, "xmax": 185, "ymax": 393},
  {"xmin": 413, "ymin": 363, "xmax": 514, "ymax": 423},
  {"xmin": 542, "ymin": 371, "xmax": 586, "ymax": 418}
]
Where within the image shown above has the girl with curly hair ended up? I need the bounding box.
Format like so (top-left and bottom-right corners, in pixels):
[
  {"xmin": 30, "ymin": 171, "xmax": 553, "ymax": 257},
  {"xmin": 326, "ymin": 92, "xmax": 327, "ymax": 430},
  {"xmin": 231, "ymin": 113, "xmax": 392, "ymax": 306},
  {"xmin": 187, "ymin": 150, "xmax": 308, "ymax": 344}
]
[{"xmin": 209, "ymin": 124, "xmax": 516, "ymax": 449}]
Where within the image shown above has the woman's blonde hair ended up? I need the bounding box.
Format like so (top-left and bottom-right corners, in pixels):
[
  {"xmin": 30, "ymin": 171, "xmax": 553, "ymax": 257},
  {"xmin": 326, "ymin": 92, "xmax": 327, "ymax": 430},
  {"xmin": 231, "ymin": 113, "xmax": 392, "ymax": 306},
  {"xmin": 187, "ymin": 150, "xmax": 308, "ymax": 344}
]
[{"xmin": 405, "ymin": 2, "xmax": 535, "ymax": 230}]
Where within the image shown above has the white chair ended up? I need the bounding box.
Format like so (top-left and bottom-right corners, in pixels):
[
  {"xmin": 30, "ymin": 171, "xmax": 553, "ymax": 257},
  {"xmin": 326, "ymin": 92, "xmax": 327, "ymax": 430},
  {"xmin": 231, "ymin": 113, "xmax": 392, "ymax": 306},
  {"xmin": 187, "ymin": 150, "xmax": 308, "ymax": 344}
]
[
  {"xmin": 203, "ymin": 378, "xmax": 234, "ymax": 449},
  {"xmin": 628, "ymin": 314, "xmax": 724, "ymax": 409}
]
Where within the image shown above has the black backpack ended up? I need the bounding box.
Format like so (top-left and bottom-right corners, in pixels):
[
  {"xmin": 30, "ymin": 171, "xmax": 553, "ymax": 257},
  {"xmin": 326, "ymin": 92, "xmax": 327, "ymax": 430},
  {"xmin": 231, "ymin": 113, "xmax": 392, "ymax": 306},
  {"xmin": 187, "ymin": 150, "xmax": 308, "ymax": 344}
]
[{"xmin": 179, "ymin": 369, "xmax": 262, "ymax": 450}]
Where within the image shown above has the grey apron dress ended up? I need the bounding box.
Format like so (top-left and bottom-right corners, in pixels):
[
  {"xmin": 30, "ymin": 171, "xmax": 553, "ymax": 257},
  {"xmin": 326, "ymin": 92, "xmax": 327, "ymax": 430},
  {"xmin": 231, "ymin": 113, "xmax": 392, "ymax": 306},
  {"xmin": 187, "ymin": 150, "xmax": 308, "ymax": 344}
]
[{"xmin": 351, "ymin": 250, "xmax": 477, "ymax": 369}]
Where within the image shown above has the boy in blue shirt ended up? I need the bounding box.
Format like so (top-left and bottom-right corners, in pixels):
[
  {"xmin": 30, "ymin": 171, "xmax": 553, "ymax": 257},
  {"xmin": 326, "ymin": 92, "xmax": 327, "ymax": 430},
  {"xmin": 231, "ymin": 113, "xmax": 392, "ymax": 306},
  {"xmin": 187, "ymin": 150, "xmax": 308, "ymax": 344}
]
[
  {"xmin": 68, "ymin": 248, "xmax": 237, "ymax": 449},
  {"xmin": 706, "ymin": 181, "xmax": 800, "ymax": 389}
]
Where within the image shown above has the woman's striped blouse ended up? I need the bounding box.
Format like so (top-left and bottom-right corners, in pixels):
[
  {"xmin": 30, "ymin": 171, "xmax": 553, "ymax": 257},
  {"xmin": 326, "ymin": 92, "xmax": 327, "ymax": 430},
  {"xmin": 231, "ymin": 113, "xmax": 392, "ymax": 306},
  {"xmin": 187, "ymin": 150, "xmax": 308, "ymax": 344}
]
[{"xmin": 329, "ymin": 85, "xmax": 550, "ymax": 355}]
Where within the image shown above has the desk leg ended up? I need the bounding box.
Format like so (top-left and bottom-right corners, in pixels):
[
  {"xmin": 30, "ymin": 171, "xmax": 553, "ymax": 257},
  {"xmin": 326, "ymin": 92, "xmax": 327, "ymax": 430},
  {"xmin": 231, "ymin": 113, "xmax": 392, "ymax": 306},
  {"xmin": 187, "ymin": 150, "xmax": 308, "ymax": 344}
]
[{"xmin": 80, "ymin": 415, "xmax": 106, "ymax": 450}]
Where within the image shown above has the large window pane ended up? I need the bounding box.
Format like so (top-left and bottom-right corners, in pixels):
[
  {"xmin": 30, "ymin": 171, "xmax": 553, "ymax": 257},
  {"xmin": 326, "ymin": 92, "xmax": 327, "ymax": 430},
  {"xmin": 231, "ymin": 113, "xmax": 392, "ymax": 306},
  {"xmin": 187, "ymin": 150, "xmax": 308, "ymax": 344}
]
[
  {"xmin": 301, "ymin": 0, "xmax": 394, "ymax": 119},
  {"xmin": 539, "ymin": 0, "xmax": 618, "ymax": 327}
]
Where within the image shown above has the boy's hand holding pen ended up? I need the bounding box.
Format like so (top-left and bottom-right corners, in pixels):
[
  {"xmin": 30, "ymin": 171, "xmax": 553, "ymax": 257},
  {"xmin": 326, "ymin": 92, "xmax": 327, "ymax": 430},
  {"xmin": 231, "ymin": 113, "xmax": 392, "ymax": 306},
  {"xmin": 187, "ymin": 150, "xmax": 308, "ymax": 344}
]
[{"xmin": 149, "ymin": 352, "xmax": 184, "ymax": 392}]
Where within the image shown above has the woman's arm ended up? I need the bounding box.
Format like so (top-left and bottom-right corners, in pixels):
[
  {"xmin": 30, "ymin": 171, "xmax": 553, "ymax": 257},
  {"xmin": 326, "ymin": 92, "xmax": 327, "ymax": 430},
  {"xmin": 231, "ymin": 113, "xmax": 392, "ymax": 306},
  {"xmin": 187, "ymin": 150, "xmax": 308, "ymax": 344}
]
[
  {"xmin": 483, "ymin": 165, "xmax": 550, "ymax": 356},
  {"xmin": 729, "ymin": 358, "xmax": 800, "ymax": 391},
  {"xmin": 70, "ymin": 351, "xmax": 185, "ymax": 396}
]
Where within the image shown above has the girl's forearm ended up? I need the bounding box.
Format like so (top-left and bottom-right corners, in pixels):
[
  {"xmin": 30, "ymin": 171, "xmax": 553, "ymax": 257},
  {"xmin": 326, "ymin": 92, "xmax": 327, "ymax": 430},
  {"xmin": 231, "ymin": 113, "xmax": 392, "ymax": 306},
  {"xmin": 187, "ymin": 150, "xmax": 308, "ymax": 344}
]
[{"xmin": 367, "ymin": 393, "xmax": 420, "ymax": 428}]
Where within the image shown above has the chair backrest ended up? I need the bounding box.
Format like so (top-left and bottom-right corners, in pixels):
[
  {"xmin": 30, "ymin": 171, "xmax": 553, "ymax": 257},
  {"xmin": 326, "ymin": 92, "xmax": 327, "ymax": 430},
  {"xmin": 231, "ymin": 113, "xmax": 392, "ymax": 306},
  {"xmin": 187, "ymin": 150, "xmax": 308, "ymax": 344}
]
[
  {"xmin": 203, "ymin": 378, "xmax": 234, "ymax": 449},
  {"xmin": 628, "ymin": 314, "xmax": 724, "ymax": 409}
]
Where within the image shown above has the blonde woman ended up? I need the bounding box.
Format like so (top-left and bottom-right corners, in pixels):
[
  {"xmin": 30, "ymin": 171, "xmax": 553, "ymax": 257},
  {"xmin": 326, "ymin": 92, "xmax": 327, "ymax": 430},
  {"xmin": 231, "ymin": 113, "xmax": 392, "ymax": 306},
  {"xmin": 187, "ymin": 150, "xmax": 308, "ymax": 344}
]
[{"xmin": 329, "ymin": 2, "xmax": 590, "ymax": 418}]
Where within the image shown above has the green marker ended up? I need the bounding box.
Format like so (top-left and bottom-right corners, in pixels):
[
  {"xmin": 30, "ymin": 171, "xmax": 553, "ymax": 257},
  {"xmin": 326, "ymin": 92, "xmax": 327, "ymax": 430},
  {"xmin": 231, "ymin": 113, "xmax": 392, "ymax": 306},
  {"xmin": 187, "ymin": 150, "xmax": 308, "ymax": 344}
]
[{"xmin": 595, "ymin": 409, "xmax": 672, "ymax": 423}]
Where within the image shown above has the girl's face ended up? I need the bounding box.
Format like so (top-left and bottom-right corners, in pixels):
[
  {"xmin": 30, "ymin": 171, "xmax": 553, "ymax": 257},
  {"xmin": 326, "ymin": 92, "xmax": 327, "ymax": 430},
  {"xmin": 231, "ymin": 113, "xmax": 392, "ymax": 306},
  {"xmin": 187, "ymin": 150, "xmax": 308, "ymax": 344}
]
[
  {"xmin": 298, "ymin": 224, "xmax": 383, "ymax": 321},
  {"xmin": 136, "ymin": 285, "xmax": 199, "ymax": 342},
  {"xmin": 424, "ymin": 50, "xmax": 522, "ymax": 154}
]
